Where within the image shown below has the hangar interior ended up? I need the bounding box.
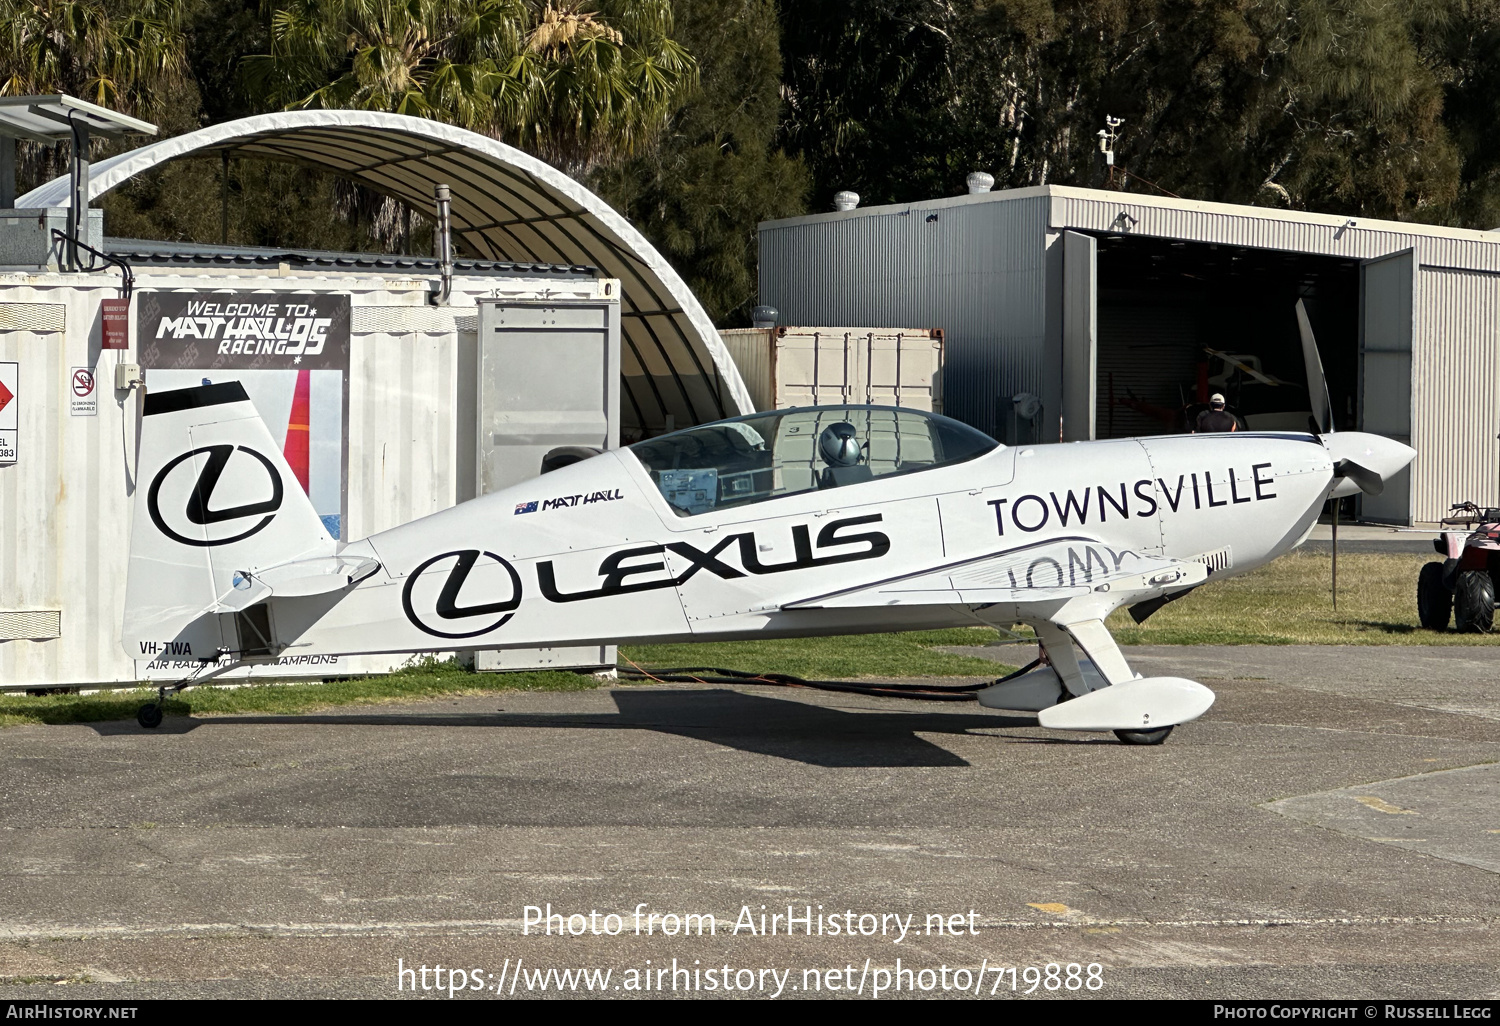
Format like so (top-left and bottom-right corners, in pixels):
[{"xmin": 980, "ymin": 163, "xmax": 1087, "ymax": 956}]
[{"xmin": 1089, "ymin": 234, "xmax": 1360, "ymax": 439}]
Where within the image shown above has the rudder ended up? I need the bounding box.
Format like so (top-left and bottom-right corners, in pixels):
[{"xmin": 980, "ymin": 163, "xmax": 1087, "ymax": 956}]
[{"xmin": 123, "ymin": 382, "xmax": 336, "ymax": 664}]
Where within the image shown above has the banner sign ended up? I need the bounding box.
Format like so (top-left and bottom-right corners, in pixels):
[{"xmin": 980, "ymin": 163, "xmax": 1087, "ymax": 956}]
[
  {"xmin": 137, "ymin": 291, "xmax": 350, "ymax": 370},
  {"xmin": 138, "ymin": 292, "xmax": 350, "ymax": 553}
]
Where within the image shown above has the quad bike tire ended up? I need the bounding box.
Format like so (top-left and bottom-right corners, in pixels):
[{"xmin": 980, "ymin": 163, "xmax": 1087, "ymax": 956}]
[
  {"xmin": 1453, "ymin": 570, "xmax": 1495, "ymax": 633},
  {"xmin": 1417, "ymin": 561, "xmax": 1453, "ymax": 631}
]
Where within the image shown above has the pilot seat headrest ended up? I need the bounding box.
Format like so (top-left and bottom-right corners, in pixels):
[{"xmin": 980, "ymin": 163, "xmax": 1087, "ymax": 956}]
[{"xmin": 818, "ymin": 422, "xmax": 863, "ymax": 467}]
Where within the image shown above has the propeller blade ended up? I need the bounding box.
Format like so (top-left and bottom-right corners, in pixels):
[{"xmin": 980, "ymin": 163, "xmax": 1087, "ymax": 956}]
[
  {"xmin": 1334, "ymin": 458, "xmax": 1384, "ymax": 496},
  {"xmin": 1296, "ymin": 299, "xmax": 1333, "ymax": 434}
]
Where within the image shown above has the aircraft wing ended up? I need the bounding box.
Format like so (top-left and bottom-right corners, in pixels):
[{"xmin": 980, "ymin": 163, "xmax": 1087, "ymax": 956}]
[{"xmin": 781, "ymin": 536, "xmax": 1208, "ymax": 611}]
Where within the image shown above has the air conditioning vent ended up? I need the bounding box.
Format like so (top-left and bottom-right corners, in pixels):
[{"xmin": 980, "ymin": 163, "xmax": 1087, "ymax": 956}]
[{"xmin": 0, "ymin": 609, "xmax": 62, "ymax": 640}]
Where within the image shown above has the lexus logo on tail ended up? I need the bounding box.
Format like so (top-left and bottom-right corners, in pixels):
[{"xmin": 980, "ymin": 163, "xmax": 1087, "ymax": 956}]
[
  {"xmin": 402, "ymin": 550, "xmax": 523, "ymax": 639},
  {"xmin": 147, "ymin": 444, "xmax": 285, "ymax": 547}
]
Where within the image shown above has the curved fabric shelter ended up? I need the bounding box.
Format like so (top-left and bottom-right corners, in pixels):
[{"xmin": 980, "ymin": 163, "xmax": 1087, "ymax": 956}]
[{"xmin": 19, "ymin": 109, "xmax": 754, "ymax": 431}]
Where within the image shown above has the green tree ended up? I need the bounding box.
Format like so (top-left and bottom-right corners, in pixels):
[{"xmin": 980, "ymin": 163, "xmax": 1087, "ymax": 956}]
[
  {"xmin": 0, "ymin": 0, "xmax": 193, "ymax": 117},
  {"xmin": 593, "ymin": 0, "xmax": 807, "ymax": 324},
  {"xmin": 0, "ymin": 0, "xmax": 197, "ymax": 193},
  {"xmin": 241, "ymin": 0, "xmax": 696, "ymax": 176},
  {"xmin": 1414, "ymin": 0, "xmax": 1500, "ymax": 227},
  {"xmin": 779, "ymin": 1, "xmax": 1463, "ymax": 222}
]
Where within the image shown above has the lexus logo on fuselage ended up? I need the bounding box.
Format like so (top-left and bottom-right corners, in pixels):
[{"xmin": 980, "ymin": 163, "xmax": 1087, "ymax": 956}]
[
  {"xmin": 147, "ymin": 444, "xmax": 285, "ymax": 547},
  {"xmin": 402, "ymin": 550, "xmax": 524, "ymax": 639}
]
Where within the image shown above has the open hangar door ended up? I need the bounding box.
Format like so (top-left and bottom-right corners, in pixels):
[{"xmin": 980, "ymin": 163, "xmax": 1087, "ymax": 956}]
[{"xmin": 1076, "ymin": 233, "xmax": 1360, "ymax": 442}]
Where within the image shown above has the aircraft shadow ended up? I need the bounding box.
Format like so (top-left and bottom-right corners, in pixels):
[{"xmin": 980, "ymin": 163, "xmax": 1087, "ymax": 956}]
[{"xmin": 86, "ymin": 688, "xmax": 1065, "ymax": 767}]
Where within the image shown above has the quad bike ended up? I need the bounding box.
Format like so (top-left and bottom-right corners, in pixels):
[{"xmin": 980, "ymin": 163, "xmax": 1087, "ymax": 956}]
[{"xmin": 1418, "ymin": 502, "xmax": 1500, "ymax": 632}]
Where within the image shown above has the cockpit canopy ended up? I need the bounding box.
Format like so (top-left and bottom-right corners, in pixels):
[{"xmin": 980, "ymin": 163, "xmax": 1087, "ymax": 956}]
[{"xmin": 627, "ymin": 405, "xmax": 999, "ymax": 516}]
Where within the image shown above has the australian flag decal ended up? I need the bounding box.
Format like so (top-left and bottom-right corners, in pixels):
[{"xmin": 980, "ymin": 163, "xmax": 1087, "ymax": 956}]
[{"xmin": 514, "ymin": 500, "xmax": 539, "ymax": 515}]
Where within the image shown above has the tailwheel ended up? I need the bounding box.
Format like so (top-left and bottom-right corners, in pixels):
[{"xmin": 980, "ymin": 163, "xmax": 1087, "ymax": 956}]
[
  {"xmin": 136, "ymin": 702, "xmax": 163, "ymax": 729},
  {"xmin": 1114, "ymin": 726, "xmax": 1173, "ymax": 745}
]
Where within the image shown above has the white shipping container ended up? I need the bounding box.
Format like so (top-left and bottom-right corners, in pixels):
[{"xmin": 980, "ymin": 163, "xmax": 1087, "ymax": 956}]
[
  {"xmin": 0, "ymin": 266, "xmax": 621, "ymax": 690},
  {"xmin": 720, "ymin": 327, "xmax": 943, "ymax": 413}
]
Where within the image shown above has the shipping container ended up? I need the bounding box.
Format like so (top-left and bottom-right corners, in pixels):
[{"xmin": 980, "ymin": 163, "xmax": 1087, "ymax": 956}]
[
  {"xmin": 720, "ymin": 326, "xmax": 943, "ymax": 413},
  {"xmin": 0, "ymin": 256, "xmax": 625, "ymax": 690}
]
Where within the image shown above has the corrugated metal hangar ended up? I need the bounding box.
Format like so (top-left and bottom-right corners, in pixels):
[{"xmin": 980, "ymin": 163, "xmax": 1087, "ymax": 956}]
[
  {"xmin": 0, "ymin": 105, "xmax": 753, "ymax": 690},
  {"xmin": 760, "ymin": 184, "xmax": 1500, "ymax": 526}
]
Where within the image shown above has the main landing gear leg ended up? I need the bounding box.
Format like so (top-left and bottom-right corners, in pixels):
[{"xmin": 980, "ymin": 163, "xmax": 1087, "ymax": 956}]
[
  {"xmin": 1030, "ymin": 618, "xmax": 1175, "ymax": 746},
  {"xmin": 1061, "ymin": 619, "xmax": 1173, "ymax": 745}
]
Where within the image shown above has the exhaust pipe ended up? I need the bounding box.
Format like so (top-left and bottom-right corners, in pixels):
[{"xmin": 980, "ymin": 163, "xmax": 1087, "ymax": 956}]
[{"xmin": 431, "ymin": 183, "xmax": 453, "ymax": 306}]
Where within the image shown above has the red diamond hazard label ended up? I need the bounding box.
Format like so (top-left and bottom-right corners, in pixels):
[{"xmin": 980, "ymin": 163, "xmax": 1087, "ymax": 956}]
[{"xmin": 0, "ymin": 377, "xmax": 11, "ymax": 414}]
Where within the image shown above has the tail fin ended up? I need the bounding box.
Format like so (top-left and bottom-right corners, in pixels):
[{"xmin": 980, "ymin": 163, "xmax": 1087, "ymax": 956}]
[{"xmin": 122, "ymin": 382, "xmax": 336, "ymax": 663}]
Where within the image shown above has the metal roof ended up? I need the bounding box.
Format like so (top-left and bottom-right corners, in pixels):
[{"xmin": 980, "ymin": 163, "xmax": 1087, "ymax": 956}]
[
  {"xmin": 0, "ymin": 94, "xmax": 156, "ymax": 142},
  {"xmin": 18, "ymin": 109, "xmax": 753, "ymax": 429},
  {"xmin": 106, "ymin": 236, "xmax": 593, "ymax": 278}
]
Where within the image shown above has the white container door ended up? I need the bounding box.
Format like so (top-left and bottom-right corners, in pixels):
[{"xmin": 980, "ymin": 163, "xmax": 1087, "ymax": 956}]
[{"xmin": 775, "ymin": 329, "xmax": 856, "ymax": 407}]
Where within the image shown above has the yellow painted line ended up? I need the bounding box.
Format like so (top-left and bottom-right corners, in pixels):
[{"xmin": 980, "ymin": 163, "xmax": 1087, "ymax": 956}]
[
  {"xmin": 1027, "ymin": 902, "xmax": 1075, "ymax": 915},
  {"xmin": 1354, "ymin": 796, "xmax": 1418, "ymax": 815},
  {"xmin": 1487, "ymin": 830, "xmax": 1500, "ymax": 834}
]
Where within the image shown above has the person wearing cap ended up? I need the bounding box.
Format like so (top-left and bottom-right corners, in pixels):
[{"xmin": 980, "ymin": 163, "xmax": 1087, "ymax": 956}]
[{"xmin": 1194, "ymin": 393, "xmax": 1238, "ymax": 433}]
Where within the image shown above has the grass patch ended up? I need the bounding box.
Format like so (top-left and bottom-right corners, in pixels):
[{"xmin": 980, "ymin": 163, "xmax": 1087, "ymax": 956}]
[
  {"xmin": 2, "ymin": 632, "xmax": 1015, "ymax": 730},
  {"xmin": 0, "ymin": 659, "xmax": 603, "ymax": 729},
  {"xmin": 622, "ymin": 626, "xmax": 1016, "ymax": 679},
  {"xmin": 1109, "ymin": 550, "xmax": 1500, "ymax": 645}
]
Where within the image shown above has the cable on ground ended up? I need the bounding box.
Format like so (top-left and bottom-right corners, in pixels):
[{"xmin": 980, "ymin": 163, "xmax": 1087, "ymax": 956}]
[{"xmin": 617, "ymin": 657, "xmax": 1044, "ymax": 703}]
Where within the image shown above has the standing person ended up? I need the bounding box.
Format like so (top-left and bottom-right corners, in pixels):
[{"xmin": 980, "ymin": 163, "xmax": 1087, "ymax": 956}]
[{"xmin": 1194, "ymin": 393, "xmax": 1238, "ymax": 433}]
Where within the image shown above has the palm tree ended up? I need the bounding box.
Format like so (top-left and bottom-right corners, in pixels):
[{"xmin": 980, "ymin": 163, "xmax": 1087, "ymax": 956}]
[
  {"xmin": 241, "ymin": 0, "xmax": 696, "ymax": 177},
  {"xmin": 0, "ymin": 0, "xmax": 192, "ymax": 116},
  {"xmin": 0, "ymin": 0, "xmax": 193, "ymax": 193}
]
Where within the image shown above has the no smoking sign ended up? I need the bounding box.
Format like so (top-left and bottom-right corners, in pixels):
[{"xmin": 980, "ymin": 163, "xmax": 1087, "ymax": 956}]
[{"xmin": 70, "ymin": 366, "xmax": 97, "ymax": 417}]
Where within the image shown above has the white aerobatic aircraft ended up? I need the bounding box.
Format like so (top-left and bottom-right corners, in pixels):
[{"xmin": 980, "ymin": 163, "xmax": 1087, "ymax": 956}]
[{"xmin": 122, "ymin": 361, "xmax": 1414, "ymax": 744}]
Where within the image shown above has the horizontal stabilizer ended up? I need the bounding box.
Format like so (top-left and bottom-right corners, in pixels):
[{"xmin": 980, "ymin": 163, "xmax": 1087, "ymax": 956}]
[
  {"xmin": 207, "ymin": 556, "xmax": 381, "ymax": 614},
  {"xmin": 1037, "ymin": 676, "xmax": 1215, "ymax": 731},
  {"xmin": 248, "ymin": 555, "xmax": 381, "ymax": 597}
]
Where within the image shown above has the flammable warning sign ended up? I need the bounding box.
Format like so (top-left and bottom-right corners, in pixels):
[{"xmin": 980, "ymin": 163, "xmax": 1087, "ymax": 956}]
[{"xmin": 0, "ymin": 361, "xmax": 17, "ymax": 463}]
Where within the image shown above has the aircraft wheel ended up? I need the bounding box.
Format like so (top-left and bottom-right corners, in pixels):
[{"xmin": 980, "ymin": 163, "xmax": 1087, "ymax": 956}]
[
  {"xmin": 136, "ymin": 703, "xmax": 163, "ymax": 730},
  {"xmin": 1454, "ymin": 570, "xmax": 1495, "ymax": 633},
  {"xmin": 1114, "ymin": 726, "xmax": 1173, "ymax": 746},
  {"xmin": 1417, "ymin": 561, "xmax": 1452, "ymax": 630}
]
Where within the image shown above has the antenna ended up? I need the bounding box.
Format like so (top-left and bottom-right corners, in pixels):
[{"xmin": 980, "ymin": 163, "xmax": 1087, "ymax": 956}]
[{"xmin": 1097, "ymin": 116, "xmax": 1124, "ymax": 188}]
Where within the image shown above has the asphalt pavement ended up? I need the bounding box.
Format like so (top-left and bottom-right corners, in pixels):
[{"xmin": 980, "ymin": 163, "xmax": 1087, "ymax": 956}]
[{"xmin": 1, "ymin": 644, "xmax": 1498, "ymax": 1000}]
